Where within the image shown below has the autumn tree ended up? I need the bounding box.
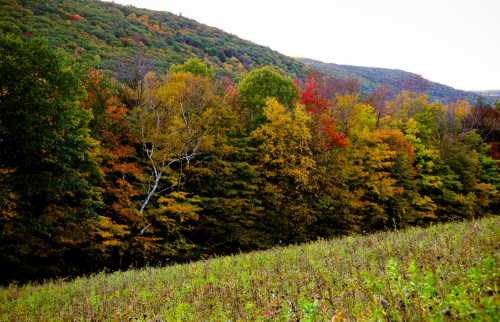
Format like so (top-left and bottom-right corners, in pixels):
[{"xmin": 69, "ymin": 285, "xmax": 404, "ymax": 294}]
[
  {"xmin": 332, "ymin": 94, "xmax": 376, "ymax": 140},
  {"xmin": 132, "ymin": 71, "xmax": 214, "ymax": 214},
  {"xmin": 129, "ymin": 66, "xmax": 217, "ymax": 259},
  {"xmin": 300, "ymin": 73, "xmax": 348, "ymax": 150},
  {"xmin": 0, "ymin": 40, "xmax": 499, "ymax": 283},
  {"xmin": 329, "ymin": 77, "xmax": 360, "ymax": 96},
  {"xmin": 83, "ymin": 70, "xmax": 145, "ymax": 268},
  {"xmin": 387, "ymin": 93, "xmax": 499, "ymax": 221},
  {"xmin": 250, "ymin": 98, "xmax": 315, "ymax": 242},
  {"xmin": 366, "ymin": 85, "xmax": 391, "ymax": 128}
]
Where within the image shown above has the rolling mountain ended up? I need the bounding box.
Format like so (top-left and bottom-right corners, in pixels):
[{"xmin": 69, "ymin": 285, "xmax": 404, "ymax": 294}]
[
  {"xmin": 299, "ymin": 58, "xmax": 493, "ymax": 104},
  {"xmin": 473, "ymin": 90, "xmax": 500, "ymax": 101},
  {"xmin": 0, "ymin": 0, "xmax": 495, "ymax": 104}
]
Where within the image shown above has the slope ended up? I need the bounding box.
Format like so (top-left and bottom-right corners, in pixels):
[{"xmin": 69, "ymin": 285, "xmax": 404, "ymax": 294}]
[
  {"xmin": 1, "ymin": 217, "xmax": 498, "ymax": 321},
  {"xmin": 0, "ymin": 0, "xmax": 305, "ymax": 78}
]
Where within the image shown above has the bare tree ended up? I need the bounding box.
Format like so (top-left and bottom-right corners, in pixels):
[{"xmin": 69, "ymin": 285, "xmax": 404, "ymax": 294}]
[{"xmin": 366, "ymin": 85, "xmax": 391, "ymax": 128}]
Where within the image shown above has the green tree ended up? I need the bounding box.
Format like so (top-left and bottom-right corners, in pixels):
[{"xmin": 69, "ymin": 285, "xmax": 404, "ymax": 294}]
[
  {"xmin": 185, "ymin": 87, "xmax": 266, "ymax": 254},
  {"xmin": 0, "ymin": 35, "xmax": 102, "ymax": 281},
  {"xmin": 238, "ymin": 66, "xmax": 298, "ymax": 125}
]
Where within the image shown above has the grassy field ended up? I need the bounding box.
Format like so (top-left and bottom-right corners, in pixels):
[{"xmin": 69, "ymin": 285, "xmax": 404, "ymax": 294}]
[{"xmin": 1, "ymin": 217, "xmax": 499, "ymax": 321}]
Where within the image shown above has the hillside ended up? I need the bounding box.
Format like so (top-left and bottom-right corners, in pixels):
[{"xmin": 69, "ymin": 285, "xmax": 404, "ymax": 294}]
[
  {"xmin": 0, "ymin": 0, "xmax": 305, "ymax": 78},
  {"xmin": 300, "ymin": 58, "xmax": 492, "ymax": 104},
  {"xmin": 1, "ymin": 217, "xmax": 498, "ymax": 321},
  {"xmin": 0, "ymin": 0, "xmax": 494, "ymax": 104}
]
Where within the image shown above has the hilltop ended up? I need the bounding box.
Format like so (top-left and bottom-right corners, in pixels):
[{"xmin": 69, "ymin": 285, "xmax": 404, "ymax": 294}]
[
  {"xmin": 1, "ymin": 217, "xmax": 498, "ymax": 321},
  {"xmin": 0, "ymin": 0, "xmax": 494, "ymax": 104}
]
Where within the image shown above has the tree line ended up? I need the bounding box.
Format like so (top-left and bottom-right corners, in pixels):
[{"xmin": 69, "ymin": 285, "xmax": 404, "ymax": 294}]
[{"xmin": 1, "ymin": 34, "xmax": 499, "ymax": 283}]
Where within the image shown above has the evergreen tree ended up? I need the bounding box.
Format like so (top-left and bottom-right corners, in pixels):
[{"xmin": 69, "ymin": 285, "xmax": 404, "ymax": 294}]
[{"xmin": 0, "ymin": 35, "xmax": 102, "ymax": 281}]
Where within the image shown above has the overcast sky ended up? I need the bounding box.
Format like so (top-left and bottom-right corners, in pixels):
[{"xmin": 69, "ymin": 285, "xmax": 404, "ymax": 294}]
[{"xmin": 105, "ymin": 0, "xmax": 499, "ymax": 91}]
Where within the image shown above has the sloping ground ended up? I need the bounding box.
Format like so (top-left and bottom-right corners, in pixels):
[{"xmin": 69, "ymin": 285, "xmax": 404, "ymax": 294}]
[
  {"xmin": 1, "ymin": 217, "xmax": 498, "ymax": 321},
  {"xmin": 0, "ymin": 0, "xmax": 305, "ymax": 78},
  {"xmin": 300, "ymin": 58, "xmax": 492, "ymax": 104}
]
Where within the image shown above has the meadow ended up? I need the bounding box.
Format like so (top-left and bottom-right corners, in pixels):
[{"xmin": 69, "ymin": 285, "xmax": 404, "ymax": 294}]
[{"xmin": 1, "ymin": 216, "xmax": 498, "ymax": 321}]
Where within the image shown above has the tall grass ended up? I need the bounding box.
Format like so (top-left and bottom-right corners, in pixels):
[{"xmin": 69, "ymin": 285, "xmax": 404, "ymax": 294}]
[{"xmin": 1, "ymin": 217, "xmax": 499, "ymax": 321}]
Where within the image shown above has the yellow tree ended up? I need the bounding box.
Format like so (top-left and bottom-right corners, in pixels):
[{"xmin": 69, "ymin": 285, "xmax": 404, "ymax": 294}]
[
  {"xmin": 333, "ymin": 94, "xmax": 376, "ymax": 140},
  {"xmin": 348, "ymin": 129, "xmax": 420, "ymax": 230},
  {"xmin": 250, "ymin": 98, "xmax": 315, "ymax": 241},
  {"xmin": 131, "ymin": 71, "xmax": 216, "ymax": 236}
]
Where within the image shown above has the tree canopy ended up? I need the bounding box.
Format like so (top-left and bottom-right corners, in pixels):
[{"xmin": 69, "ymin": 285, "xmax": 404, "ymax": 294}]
[
  {"xmin": 238, "ymin": 66, "xmax": 298, "ymax": 124},
  {"xmin": 0, "ymin": 34, "xmax": 102, "ymax": 281}
]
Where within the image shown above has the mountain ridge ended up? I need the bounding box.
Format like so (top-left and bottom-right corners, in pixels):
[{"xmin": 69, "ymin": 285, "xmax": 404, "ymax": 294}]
[
  {"xmin": 299, "ymin": 57, "xmax": 492, "ymax": 104},
  {"xmin": 473, "ymin": 90, "xmax": 500, "ymax": 100},
  {"xmin": 0, "ymin": 0, "xmax": 495, "ymax": 104}
]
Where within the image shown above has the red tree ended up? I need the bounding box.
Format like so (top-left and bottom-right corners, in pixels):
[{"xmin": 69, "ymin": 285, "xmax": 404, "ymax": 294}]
[
  {"xmin": 300, "ymin": 75, "xmax": 328, "ymax": 114},
  {"xmin": 69, "ymin": 14, "xmax": 82, "ymax": 22},
  {"xmin": 300, "ymin": 73, "xmax": 348, "ymax": 148}
]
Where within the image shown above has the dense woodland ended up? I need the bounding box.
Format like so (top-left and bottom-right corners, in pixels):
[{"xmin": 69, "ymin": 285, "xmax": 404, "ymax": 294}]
[{"xmin": 1, "ymin": 33, "xmax": 499, "ymax": 283}]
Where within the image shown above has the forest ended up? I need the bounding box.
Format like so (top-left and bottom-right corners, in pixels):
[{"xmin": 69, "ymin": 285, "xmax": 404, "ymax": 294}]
[{"xmin": 1, "ymin": 33, "xmax": 499, "ymax": 284}]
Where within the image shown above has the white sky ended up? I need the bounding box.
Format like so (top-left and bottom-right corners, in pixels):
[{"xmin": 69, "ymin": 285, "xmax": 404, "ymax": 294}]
[{"xmin": 105, "ymin": 0, "xmax": 500, "ymax": 91}]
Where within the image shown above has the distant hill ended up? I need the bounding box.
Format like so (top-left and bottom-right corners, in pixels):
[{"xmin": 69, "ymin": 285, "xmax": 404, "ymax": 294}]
[
  {"xmin": 299, "ymin": 58, "xmax": 494, "ymax": 104},
  {"xmin": 473, "ymin": 90, "xmax": 500, "ymax": 101},
  {"xmin": 0, "ymin": 0, "xmax": 494, "ymax": 104}
]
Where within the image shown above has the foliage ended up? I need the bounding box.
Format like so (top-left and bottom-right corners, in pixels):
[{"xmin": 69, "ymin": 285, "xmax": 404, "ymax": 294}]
[
  {"xmin": 238, "ymin": 66, "xmax": 298, "ymax": 125},
  {"xmin": 82, "ymin": 70, "xmax": 144, "ymax": 268},
  {"xmin": 0, "ymin": 34, "xmax": 102, "ymax": 281},
  {"xmin": 250, "ymin": 99, "xmax": 315, "ymax": 242},
  {"xmin": 126, "ymin": 69, "xmax": 218, "ymax": 262},
  {"xmin": 300, "ymin": 73, "xmax": 348, "ymax": 149},
  {"xmin": 169, "ymin": 58, "xmax": 215, "ymax": 78},
  {"xmin": 0, "ymin": 0, "xmax": 493, "ymax": 106}
]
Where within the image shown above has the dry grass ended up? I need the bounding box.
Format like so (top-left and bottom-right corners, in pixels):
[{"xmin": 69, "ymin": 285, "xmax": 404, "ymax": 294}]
[{"xmin": 1, "ymin": 217, "xmax": 499, "ymax": 321}]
